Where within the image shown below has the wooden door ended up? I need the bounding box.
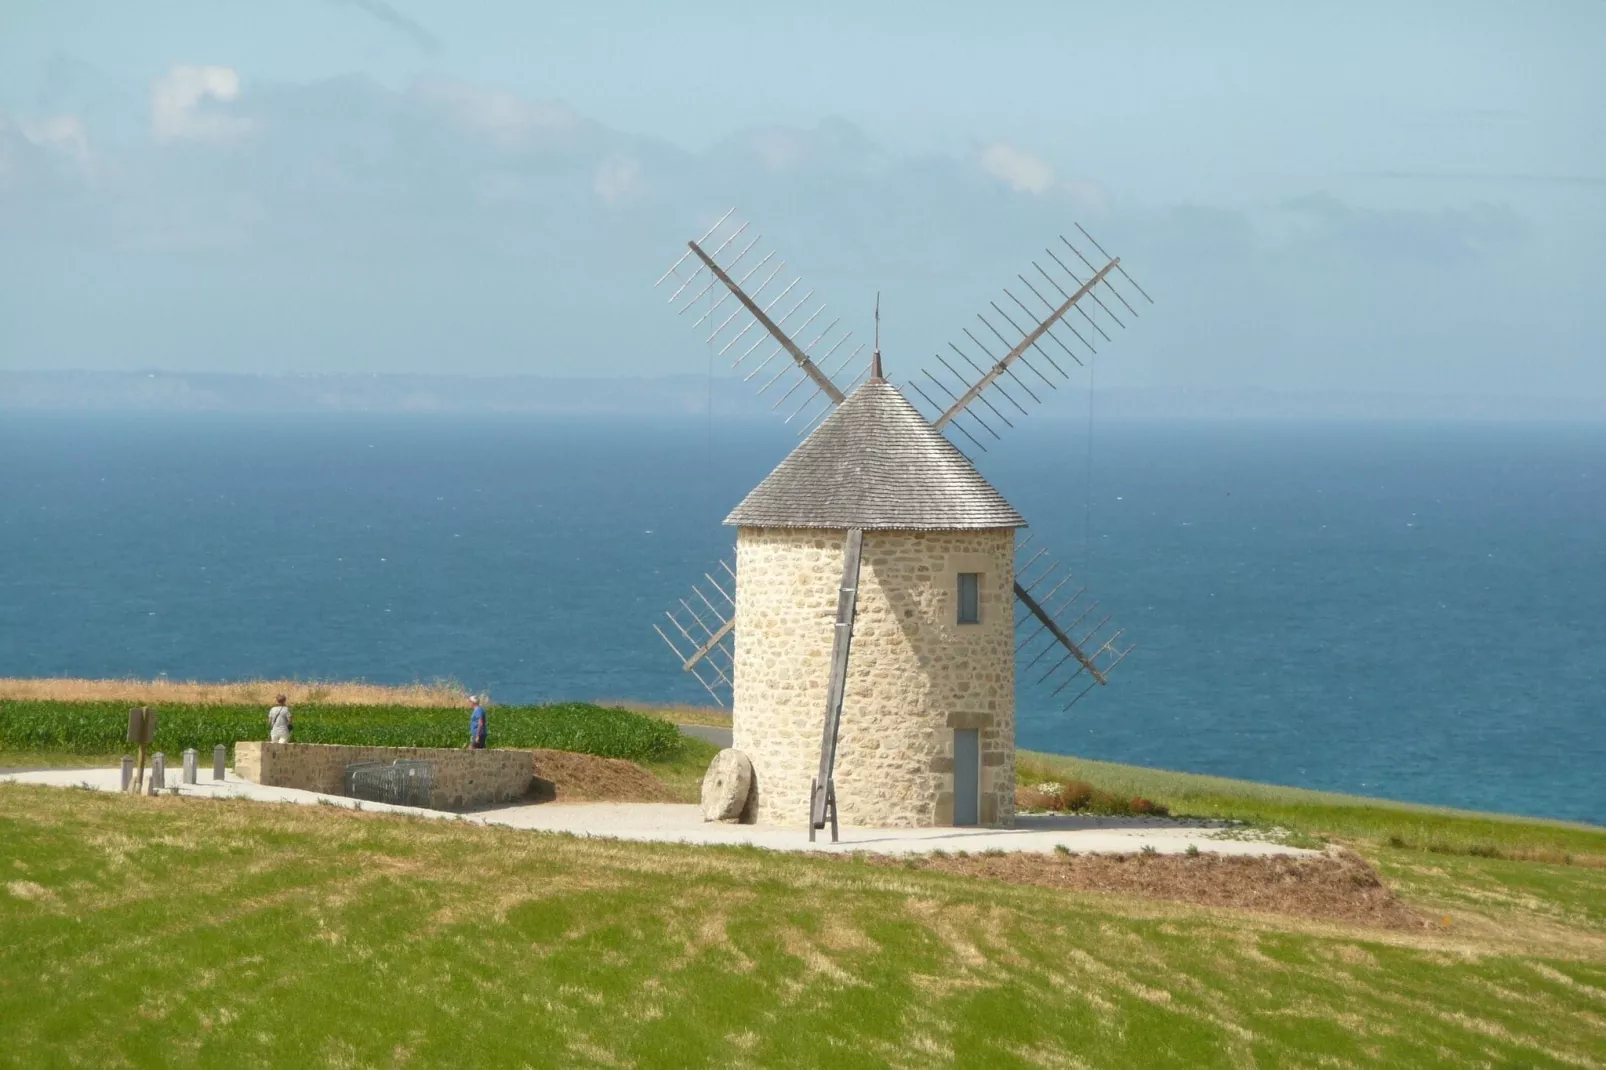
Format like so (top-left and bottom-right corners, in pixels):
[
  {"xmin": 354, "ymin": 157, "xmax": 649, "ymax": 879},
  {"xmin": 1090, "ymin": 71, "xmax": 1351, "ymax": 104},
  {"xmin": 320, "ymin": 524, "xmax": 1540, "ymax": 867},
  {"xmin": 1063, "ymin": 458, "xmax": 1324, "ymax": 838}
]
[{"xmin": 953, "ymin": 729, "xmax": 980, "ymax": 826}]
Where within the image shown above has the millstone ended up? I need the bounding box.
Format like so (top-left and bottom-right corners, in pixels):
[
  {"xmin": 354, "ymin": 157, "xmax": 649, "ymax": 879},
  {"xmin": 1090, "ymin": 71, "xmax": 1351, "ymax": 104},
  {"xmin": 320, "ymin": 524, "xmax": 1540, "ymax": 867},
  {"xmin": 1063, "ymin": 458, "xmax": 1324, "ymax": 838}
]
[{"xmin": 700, "ymin": 749, "xmax": 754, "ymax": 823}]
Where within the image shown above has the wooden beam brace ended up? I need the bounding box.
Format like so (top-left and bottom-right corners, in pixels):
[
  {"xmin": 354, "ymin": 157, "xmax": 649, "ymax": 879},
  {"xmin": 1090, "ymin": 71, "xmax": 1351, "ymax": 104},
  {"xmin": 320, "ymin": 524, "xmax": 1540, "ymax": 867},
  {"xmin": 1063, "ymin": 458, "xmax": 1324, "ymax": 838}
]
[
  {"xmin": 812, "ymin": 528, "xmax": 864, "ymax": 829},
  {"xmin": 936, "ymin": 257, "xmax": 1118, "ymax": 430},
  {"xmin": 688, "ymin": 240, "xmax": 845, "ymax": 406}
]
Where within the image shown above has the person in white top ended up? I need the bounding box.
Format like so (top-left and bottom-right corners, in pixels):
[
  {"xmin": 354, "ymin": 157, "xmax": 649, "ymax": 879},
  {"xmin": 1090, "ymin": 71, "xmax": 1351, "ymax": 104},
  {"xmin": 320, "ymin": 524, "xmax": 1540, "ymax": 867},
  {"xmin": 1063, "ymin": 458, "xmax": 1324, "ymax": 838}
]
[{"xmin": 268, "ymin": 695, "xmax": 293, "ymax": 743}]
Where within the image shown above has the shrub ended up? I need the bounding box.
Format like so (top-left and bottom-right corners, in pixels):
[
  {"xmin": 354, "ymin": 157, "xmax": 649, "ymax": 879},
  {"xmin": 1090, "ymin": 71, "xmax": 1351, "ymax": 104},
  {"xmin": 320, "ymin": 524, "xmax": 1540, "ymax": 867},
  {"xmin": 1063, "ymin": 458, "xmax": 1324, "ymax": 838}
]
[
  {"xmin": 1128, "ymin": 797, "xmax": 1171, "ymax": 817},
  {"xmin": 0, "ymin": 700, "xmax": 683, "ymax": 764},
  {"xmin": 1015, "ymin": 786, "xmax": 1062, "ymax": 812},
  {"xmin": 1013, "ymin": 780, "xmax": 1169, "ymax": 818},
  {"xmin": 1058, "ymin": 780, "xmax": 1095, "ymax": 811},
  {"xmin": 1086, "ymin": 789, "xmax": 1123, "ymax": 814}
]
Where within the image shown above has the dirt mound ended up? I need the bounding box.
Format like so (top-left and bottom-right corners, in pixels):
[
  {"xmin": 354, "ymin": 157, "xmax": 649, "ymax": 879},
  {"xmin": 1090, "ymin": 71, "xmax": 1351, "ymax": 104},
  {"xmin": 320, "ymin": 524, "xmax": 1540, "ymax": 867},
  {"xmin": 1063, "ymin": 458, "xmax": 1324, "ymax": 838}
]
[
  {"xmin": 870, "ymin": 848, "xmax": 1425, "ymax": 930},
  {"xmin": 526, "ymin": 749, "xmax": 675, "ymax": 803}
]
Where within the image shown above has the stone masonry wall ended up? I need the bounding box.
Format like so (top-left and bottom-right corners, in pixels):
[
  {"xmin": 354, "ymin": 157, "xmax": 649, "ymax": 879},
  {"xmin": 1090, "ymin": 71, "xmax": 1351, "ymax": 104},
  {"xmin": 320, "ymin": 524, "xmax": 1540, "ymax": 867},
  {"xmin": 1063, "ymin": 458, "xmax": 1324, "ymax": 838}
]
[
  {"xmin": 234, "ymin": 742, "xmax": 530, "ymax": 810},
  {"xmin": 731, "ymin": 527, "xmax": 1016, "ymax": 828}
]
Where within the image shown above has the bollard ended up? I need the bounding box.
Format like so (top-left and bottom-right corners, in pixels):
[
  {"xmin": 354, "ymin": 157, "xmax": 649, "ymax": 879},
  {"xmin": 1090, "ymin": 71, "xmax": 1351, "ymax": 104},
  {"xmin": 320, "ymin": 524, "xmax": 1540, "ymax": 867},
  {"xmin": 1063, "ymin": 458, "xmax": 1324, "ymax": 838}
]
[
  {"xmin": 151, "ymin": 752, "xmax": 165, "ymax": 791},
  {"xmin": 213, "ymin": 744, "xmax": 227, "ymax": 781},
  {"xmin": 121, "ymin": 755, "xmax": 134, "ymax": 791},
  {"xmin": 182, "ymin": 748, "xmax": 198, "ymax": 785}
]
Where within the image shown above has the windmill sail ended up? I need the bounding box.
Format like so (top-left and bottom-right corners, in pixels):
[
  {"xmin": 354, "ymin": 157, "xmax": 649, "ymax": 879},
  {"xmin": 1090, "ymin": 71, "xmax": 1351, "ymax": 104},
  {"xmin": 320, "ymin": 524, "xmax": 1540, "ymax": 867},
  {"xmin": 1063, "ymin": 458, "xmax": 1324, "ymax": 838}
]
[
  {"xmin": 651, "ymin": 559, "xmax": 738, "ymax": 707},
  {"xmin": 906, "ymin": 225, "xmax": 1151, "ymax": 452},
  {"xmin": 1011, "ymin": 536, "xmax": 1134, "ymax": 710},
  {"xmin": 656, "ymin": 209, "xmax": 866, "ymax": 433}
]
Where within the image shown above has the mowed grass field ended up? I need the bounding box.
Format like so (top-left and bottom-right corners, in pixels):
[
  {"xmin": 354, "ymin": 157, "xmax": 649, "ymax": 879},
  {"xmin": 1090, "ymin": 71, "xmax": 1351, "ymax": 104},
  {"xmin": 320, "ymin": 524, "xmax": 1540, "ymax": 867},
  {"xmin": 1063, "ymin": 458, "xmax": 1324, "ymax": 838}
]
[
  {"xmin": 2, "ymin": 783, "xmax": 1605, "ymax": 1068},
  {"xmin": 3, "ymin": 685, "xmax": 1604, "ymax": 1066}
]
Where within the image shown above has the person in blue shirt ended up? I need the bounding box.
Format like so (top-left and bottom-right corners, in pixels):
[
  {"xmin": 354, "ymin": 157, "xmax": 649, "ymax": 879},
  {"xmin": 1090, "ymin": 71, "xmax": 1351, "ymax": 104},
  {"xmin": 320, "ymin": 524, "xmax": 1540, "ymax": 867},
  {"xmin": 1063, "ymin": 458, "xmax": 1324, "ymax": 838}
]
[{"xmin": 468, "ymin": 695, "xmax": 487, "ymax": 750}]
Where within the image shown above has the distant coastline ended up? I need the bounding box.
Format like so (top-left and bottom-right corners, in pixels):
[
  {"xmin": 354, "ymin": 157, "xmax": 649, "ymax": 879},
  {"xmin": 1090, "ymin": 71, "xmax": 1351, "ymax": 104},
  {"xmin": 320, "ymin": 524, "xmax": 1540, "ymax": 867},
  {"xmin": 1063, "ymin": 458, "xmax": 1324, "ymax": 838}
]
[{"xmin": 4, "ymin": 369, "xmax": 1604, "ymax": 421}]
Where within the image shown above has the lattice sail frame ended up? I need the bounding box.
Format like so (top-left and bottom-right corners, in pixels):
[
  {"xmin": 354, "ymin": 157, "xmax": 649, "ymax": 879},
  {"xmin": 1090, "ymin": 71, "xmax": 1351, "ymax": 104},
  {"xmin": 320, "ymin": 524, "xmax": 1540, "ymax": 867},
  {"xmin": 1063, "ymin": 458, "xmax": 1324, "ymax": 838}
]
[
  {"xmin": 904, "ymin": 224, "xmax": 1152, "ymax": 454},
  {"xmin": 651, "ymin": 559, "xmax": 738, "ymax": 707},
  {"xmin": 1012, "ymin": 535, "xmax": 1135, "ymax": 711},
  {"xmin": 656, "ymin": 208, "xmax": 865, "ymax": 436}
]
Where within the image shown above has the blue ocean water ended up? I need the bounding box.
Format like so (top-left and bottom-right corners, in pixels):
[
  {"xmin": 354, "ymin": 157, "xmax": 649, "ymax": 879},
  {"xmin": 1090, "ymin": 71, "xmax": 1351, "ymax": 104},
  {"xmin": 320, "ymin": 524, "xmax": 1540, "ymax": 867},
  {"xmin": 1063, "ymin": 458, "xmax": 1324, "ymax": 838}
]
[{"xmin": 1, "ymin": 412, "xmax": 1601, "ymax": 824}]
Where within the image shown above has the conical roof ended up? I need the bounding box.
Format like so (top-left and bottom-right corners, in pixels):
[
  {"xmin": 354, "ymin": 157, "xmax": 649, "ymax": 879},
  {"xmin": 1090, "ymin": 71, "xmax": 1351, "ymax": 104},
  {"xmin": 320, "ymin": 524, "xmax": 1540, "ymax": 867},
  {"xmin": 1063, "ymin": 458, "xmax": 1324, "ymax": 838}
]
[{"xmin": 724, "ymin": 378, "xmax": 1026, "ymax": 531}]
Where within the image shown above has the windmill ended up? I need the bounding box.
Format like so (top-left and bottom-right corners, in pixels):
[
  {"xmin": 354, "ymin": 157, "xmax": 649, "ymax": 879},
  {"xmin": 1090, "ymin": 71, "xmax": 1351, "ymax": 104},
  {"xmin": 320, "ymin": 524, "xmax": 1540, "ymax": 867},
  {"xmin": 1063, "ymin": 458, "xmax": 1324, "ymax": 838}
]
[{"xmin": 652, "ymin": 209, "xmax": 1149, "ymax": 838}]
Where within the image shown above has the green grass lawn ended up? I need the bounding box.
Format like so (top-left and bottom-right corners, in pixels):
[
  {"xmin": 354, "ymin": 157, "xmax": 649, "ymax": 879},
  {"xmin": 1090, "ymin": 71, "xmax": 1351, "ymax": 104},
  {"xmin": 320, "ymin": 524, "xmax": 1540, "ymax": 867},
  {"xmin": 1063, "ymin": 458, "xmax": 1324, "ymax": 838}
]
[
  {"xmin": 641, "ymin": 736, "xmax": 721, "ymax": 802},
  {"xmin": 2, "ymin": 784, "xmax": 1604, "ymax": 1068},
  {"xmin": 1020, "ymin": 750, "xmax": 1606, "ymax": 866},
  {"xmin": 0, "ymin": 749, "xmax": 121, "ymax": 771}
]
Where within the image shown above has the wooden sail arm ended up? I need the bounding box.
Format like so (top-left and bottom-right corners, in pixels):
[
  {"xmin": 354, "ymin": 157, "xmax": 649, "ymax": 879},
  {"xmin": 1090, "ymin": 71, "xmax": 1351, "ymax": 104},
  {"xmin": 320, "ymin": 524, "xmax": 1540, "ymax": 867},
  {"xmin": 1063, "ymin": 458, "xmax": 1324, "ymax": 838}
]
[
  {"xmin": 1014, "ymin": 580, "xmax": 1108, "ymax": 686},
  {"xmin": 935, "ymin": 257, "xmax": 1118, "ymax": 430},
  {"xmin": 687, "ymin": 239, "xmax": 846, "ymax": 405},
  {"xmin": 681, "ymin": 616, "xmax": 733, "ymax": 671}
]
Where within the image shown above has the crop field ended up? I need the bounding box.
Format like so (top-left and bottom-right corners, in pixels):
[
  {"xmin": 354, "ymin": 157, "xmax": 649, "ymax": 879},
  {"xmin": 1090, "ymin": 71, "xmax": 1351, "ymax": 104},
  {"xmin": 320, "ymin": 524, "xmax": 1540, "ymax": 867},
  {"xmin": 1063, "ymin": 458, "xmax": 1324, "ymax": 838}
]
[
  {"xmin": 0, "ymin": 677, "xmax": 467, "ymax": 707},
  {"xmin": 2, "ymin": 784, "xmax": 1604, "ymax": 1068},
  {"xmin": 0, "ymin": 700, "xmax": 684, "ymax": 764}
]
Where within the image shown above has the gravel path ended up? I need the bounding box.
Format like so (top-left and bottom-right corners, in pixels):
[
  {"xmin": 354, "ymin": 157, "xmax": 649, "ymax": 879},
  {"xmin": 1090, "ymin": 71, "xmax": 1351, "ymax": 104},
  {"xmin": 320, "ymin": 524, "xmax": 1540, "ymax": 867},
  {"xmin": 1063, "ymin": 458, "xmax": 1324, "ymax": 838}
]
[
  {"xmin": 1, "ymin": 765, "xmax": 1311, "ymax": 859},
  {"xmin": 677, "ymin": 724, "xmax": 733, "ymax": 748}
]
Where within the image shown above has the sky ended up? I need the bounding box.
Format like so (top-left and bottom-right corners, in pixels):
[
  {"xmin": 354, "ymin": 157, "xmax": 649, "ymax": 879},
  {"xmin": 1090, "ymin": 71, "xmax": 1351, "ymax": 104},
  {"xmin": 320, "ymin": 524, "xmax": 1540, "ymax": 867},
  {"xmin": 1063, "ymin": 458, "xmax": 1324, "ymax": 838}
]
[{"xmin": 1, "ymin": 1, "xmax": 1603, "ymax": 402}]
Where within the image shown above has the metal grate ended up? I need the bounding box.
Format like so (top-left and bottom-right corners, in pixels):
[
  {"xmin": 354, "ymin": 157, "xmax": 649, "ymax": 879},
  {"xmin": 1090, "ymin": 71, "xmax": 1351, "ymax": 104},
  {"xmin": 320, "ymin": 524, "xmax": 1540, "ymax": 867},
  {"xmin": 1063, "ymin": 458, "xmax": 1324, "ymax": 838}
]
[{"xmin": 343, "ymin": 760, "xmax": 435, "ymax": 808}]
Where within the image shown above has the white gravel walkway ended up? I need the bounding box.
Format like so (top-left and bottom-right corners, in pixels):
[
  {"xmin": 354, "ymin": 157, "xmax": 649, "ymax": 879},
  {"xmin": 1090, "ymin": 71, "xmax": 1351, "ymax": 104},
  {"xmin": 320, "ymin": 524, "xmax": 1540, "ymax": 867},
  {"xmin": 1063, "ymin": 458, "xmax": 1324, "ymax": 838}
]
[{"xmin": 1, "ymin": 766, "xmax": 1313, "ymax": 858}]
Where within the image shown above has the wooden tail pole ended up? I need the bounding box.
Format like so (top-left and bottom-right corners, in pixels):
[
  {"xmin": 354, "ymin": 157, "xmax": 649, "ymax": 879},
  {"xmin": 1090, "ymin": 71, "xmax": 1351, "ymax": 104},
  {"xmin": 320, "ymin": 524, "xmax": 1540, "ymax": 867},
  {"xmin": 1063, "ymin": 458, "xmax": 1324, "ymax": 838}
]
[{"xmin": 810, "ymin": 528, "xmax": 864, "ymax": 840}]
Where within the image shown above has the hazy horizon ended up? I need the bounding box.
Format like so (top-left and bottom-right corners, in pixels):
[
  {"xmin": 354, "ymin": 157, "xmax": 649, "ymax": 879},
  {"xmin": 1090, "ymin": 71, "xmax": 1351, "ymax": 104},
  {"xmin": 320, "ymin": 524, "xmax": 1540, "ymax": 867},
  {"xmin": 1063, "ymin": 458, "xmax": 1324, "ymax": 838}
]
[{"xmin": 6, "ymin": 368, "xmax": 1606, "ymax": 422}]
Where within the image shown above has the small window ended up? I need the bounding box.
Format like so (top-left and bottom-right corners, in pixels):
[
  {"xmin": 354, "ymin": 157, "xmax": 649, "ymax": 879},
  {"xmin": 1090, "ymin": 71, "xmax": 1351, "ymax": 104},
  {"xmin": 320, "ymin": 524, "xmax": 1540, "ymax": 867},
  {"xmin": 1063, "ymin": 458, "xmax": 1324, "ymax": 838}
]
[{"xmin": 957, "ymin": 572, "xmax": 981, "ymax": 624}]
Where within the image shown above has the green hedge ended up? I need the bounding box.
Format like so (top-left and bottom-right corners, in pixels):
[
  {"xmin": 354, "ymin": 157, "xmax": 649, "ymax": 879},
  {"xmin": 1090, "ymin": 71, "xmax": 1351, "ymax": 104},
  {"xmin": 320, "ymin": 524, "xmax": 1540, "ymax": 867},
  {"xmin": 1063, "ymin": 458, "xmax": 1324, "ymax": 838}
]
[{"xmin": 0, "ymin": 701, "xmax": 683, "ymax": 763}]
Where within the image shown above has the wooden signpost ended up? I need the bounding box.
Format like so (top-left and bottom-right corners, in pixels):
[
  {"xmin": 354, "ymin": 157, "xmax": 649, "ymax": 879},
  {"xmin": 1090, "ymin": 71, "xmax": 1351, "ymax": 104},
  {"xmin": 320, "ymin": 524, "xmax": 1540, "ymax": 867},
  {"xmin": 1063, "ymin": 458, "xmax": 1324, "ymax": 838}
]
[{"xmin": 126, "ymin": 707, "xmax": 156, "ymax": 794}]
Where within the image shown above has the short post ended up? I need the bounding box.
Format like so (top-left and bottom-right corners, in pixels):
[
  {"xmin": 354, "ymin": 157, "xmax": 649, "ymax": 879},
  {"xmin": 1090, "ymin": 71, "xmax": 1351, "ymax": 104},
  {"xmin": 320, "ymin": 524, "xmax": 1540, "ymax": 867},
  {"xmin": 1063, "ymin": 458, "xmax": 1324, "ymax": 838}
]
[
  {"xmin": 120, "ymin": 755, "xmax": 134, "ymax": 791},
  {"xmin": 182, "ymin": 748, "xmax": 198, "ymax": 785},
  {"xmin": 151, "ymin": 752, "xmax": 165, "ymax": 791},
  {"xmin": 213, "ymin": 744, "xmax": 226, "ymax": 781}
]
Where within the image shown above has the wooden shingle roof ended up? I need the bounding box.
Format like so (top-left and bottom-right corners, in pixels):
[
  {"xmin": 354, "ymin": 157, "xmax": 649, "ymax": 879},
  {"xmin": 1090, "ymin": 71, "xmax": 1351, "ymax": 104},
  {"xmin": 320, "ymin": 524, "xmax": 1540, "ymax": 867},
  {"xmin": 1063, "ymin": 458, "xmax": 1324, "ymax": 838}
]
[{"xmin": 724, "ymin": 378, "xmax": 1025, "ymax": 531}]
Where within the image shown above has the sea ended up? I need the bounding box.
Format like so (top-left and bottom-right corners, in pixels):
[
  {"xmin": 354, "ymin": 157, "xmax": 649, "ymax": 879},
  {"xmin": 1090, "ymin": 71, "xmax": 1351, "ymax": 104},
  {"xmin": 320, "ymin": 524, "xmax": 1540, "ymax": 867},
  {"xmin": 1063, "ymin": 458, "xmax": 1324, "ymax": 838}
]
[{"xmin": 1, "ymin": 412, "xmax": 1601, "ymax": 824}]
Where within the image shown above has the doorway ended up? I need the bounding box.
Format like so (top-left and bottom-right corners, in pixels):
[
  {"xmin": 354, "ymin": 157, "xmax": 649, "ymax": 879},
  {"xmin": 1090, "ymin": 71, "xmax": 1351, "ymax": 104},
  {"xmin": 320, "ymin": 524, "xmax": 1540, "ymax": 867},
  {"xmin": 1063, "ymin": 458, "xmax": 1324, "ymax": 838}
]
[{"xmin": 953, "ymin": 729, "xmax": 980, "ymax": 826}]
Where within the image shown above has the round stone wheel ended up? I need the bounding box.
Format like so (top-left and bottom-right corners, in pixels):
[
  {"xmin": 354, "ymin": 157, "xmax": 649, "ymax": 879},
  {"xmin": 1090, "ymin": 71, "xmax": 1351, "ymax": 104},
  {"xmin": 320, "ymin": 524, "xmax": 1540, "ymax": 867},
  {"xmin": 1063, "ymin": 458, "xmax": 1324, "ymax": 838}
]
[{"xmin": 700, "ymin": 749, "xmax": 754, "ymax": 823}]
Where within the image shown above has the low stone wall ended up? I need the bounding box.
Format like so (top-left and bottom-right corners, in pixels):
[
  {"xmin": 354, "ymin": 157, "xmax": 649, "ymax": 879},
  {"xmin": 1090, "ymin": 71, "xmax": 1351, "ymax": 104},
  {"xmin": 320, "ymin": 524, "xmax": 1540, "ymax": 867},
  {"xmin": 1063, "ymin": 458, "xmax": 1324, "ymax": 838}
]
[{"xmin": 235, "ymin": 742, "xmax": 531, "ymax": 810}]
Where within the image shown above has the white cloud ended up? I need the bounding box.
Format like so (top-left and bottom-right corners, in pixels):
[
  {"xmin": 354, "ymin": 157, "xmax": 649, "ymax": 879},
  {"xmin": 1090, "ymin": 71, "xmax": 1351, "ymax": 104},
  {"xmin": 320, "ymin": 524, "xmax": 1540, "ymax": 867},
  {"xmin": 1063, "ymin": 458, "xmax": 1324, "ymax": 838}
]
[
  {"xmin": 19, "ymin": 115, "xmax": 89, "ymax": 163},
  {"xmin": 593, "ymin": 155, "xmax": 644, "ymax": 203},
  {"xmin": 151, "ymin": 65, "xmax": 251, "ymax": 143},
  {"xmin": 415, "ymin": 78, "xmax": 581, "ymax": 149},
  {"xmin": 980, "ymin": 142, "xmax": 1055, "ymax": 195}
]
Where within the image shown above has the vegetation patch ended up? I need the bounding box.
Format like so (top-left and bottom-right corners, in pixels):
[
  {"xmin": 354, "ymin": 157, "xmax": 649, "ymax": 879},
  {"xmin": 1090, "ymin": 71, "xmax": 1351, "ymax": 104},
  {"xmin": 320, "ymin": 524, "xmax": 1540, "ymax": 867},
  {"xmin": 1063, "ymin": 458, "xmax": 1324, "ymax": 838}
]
[
  {"xmin": 1019, "ymin": 751, "xmax": 1606, "ymax": 868},
  {"xmin": 0, "ymin": 676, "xmax": 465, "ymax": 707},
  {"xmin": 869, "ymin": 848, "xmax": 1424, "ymax": 930},
  {"xmin": 1017, "ymin": 778, "xmax": 1170, "ymax": 817},
  {"xmin": 528, "ymin": 748, "xmax": 678, "ymax": 803},
  {"xmin": 2, "ymin": 784, "xmax": 1603, "ymax": 1068},
  {"xmin": 0, "ymin": 700, "xmax": 684, "ymax": 764}
]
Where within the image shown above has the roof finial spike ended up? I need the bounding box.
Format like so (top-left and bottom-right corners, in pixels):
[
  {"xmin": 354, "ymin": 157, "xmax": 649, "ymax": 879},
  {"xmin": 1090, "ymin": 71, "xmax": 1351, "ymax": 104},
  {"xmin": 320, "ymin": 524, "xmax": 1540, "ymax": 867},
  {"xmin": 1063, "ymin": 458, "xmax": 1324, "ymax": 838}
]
[{"xmin": 870, "ymin": 292, "xmax": 883, "ymax": 381}]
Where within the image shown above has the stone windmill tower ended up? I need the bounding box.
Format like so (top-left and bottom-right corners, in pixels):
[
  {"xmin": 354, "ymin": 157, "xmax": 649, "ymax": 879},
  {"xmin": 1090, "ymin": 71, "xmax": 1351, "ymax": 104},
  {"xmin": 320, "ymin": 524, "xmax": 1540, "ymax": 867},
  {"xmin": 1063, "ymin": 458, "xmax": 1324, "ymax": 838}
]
[{"xmin": 654, "ymin": 211, "xmax": 1150, "ymax": 836}]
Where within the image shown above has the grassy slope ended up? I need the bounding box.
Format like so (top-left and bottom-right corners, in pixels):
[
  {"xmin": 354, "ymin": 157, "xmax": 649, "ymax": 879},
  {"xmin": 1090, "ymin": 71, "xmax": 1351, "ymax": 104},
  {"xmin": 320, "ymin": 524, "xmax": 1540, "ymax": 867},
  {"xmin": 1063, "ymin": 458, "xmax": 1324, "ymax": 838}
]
[
  {"xmin": 1020, "ymin": 750, "xmax": 1606, "ymax": 864},
  {"xmin": 642, "ymin": 736, "xmax": 721, "ymax": 802},
  {"xmin": 2, "ymin": 784, "xmax": 1603, "ymax": 1069}
]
